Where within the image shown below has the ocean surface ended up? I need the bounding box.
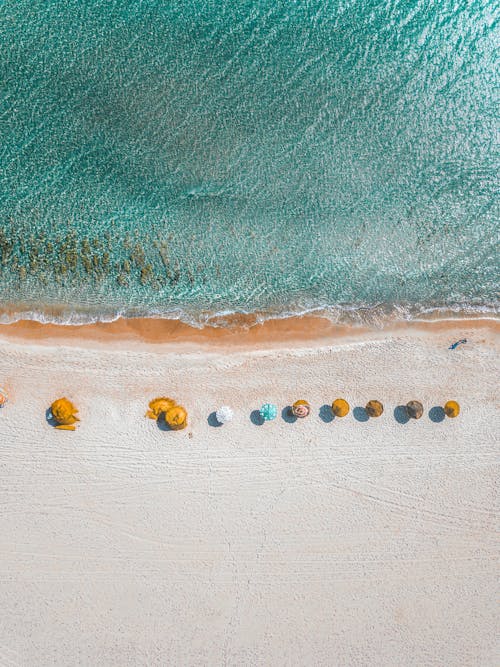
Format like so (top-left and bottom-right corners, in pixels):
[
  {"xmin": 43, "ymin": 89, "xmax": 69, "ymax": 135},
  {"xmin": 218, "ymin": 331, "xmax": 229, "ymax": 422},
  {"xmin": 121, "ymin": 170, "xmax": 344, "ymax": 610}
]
[{"xmin": 0, "ymin": 0, "xmax": 498, "ymax": 327}]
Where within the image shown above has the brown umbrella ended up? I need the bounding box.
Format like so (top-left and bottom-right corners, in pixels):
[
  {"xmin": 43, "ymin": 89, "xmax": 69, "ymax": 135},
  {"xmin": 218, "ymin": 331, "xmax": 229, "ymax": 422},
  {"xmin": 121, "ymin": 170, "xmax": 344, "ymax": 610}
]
[
  {"xmin": 331, "ymin": 398, "xmax": 350, "ymax": 417},
  {"xmin": 365, "ymin": 400, "xmax": 383, "ymax": 417},
  {"xmin": 444, "ymin": 400, "xmax": 460, "ymax": 418},
  {"xmin": 406, "ymin": 400, "xmax": 423, "ymax": 419}
]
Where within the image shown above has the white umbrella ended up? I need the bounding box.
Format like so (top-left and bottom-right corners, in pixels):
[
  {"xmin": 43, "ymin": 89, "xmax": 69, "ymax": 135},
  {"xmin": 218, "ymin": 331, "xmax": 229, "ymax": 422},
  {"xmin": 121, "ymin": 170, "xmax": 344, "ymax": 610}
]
[{"xmin": 215, "ymin": 406, "xmax": 233, "ymax": 424}]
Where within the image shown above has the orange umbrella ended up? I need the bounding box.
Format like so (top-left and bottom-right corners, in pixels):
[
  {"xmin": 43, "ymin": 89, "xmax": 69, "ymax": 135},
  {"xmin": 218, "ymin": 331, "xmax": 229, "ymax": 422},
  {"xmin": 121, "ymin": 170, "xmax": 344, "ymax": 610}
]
[
  {"xmin": 332, "ymin": 398, "xmax": 349, "ymax": 417},
  {"xmin": 444, "ymin": 400, "xmax": 460, "ymax": 418},
  {"xmin": 0, "ymin": 387, "xmax": 8, "ymax": 408},
  {"xmin": 50, "ymin": 397, "xmax": 79, "ymax": 431},
  {"xmin": 146, "ymin": 397, "xmax": 177, "ymax": 420},
  {"xmin": 365, "ymin": 400, "xmax": 383, "ymax": 417},
  {"xmin": 165, "ymin": 405, "xmax": 188, "ymax": 430}
]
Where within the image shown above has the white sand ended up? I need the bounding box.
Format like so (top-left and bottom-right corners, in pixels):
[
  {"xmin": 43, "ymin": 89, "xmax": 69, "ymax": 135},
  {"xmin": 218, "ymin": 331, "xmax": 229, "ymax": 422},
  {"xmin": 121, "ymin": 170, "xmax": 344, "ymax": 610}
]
[{"xmin": 0, "ymin": 323, "xmax": 498, "ymax": 666}]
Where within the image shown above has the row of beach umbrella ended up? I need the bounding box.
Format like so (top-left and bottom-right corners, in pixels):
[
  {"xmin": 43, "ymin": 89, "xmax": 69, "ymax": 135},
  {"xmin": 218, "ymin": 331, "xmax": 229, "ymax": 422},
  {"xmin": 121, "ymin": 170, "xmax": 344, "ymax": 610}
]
[
  {"xmin": 259, "ymin": 399, "xmax": 460, "ymax": 421},
  {"xmin": 0, "ymin": 390, "xmax": 460, "ymax": 430}
]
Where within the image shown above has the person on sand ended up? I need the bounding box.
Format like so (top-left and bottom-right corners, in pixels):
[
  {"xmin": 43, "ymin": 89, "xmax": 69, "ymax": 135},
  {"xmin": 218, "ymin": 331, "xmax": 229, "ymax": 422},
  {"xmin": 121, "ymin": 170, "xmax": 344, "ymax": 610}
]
[{"xmin": 449, "ymin": 338, "xmax": 467, "ymax": 350}]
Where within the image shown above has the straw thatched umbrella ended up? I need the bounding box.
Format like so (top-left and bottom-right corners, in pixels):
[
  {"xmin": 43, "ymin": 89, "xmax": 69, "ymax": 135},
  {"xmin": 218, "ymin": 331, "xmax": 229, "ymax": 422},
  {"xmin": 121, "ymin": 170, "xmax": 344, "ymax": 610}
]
[
  {"xmin": 259, "ymin": 403, "xmax": 277, "ymax": 421},
  {"xmin": 50, "ymin": 397, "xmax": 79, "ymax": 431},
  {"xmin": 292, "ymin": 400, "xmax": 310, "ymax": 418},
  {"xmin": 406, "ymin": 400, "xmax": 423, "ymax": 419},
  {"xmin": 146, "ymin": 397, "xmax": 177, "ymax": 420},
  {"xmin": 444, "ymin": 400, "xmax": 460, "ymax": 418},
  {"xmin": 0, "ymin": 387, "xmax": 8, "ymax": 408},
  {"xmin": 215, "ymin": 406, "xmax": 233, "ymax": 424},
  {"xmin": 365, "ymin": 400, "xmax": 383, "ymax": 417},
  {"xmin": 332, "ymin": 398, "xmax": 350, "ymax": 417},
  {"xmin": 165, "ymin": 405, "xmax": 188, "ymax": 430}
]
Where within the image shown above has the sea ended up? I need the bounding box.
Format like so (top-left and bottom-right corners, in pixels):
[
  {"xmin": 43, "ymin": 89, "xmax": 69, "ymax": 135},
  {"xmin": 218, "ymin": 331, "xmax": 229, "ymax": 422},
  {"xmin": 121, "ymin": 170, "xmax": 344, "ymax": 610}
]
[{"xmin": 0, "ymin": 0, "xmax": 498, "ymax": 327}]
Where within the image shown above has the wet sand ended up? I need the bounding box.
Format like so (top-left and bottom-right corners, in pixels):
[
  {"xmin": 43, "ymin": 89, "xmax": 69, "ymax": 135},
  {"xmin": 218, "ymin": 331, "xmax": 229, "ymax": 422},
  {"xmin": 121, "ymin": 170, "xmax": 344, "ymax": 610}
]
[{"xmin": 0, "ymin": 312, "xmax": 497, "ymax": 350}]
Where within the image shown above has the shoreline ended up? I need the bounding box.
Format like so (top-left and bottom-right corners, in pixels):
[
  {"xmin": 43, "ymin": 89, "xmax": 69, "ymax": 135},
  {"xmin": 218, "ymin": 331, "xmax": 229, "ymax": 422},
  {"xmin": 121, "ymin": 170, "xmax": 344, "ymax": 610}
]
[
  {"xmin": 0, "ymin": 299, "xmax": 497, "ymax": 328},
  {"xmin": 0, "ymin": 312, "xmax": 498, "ymax": 351}
]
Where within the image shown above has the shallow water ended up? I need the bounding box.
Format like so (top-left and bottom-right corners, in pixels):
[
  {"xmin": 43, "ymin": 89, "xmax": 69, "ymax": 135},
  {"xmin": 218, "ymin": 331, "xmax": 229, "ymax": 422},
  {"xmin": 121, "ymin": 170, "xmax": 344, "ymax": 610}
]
[{"xmin": 0, "ymin": 0, "xmax": 498, "ymax": 326}]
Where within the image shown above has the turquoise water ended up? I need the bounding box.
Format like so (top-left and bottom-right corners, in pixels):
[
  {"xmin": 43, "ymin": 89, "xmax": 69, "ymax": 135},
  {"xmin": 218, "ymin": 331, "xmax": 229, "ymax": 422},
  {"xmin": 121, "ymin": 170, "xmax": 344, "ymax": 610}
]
[{"xmin": 0, "ymin": 0, "xmax": 498, "ymax": 326}]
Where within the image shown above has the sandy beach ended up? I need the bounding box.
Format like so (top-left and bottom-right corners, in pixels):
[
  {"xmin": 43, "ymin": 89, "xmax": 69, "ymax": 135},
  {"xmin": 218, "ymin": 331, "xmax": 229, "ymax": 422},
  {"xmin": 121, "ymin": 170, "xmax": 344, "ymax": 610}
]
[{"xmin": 0, "ymin": 317, "xmax": 498, "ymax": 666}]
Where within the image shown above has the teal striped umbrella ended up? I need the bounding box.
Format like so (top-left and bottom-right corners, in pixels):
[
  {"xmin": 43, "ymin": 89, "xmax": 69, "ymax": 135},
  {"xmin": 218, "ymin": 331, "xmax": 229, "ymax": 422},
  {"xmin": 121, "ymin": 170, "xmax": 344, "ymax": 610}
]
[{"xmin": 259, "ymin": 403, "xmax": 277, "ymax": 421}]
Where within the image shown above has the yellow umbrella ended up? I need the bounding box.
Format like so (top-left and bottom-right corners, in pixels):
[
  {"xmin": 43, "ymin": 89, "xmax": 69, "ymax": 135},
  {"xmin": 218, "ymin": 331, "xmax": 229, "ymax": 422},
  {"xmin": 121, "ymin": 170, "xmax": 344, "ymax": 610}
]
[
  {"xmin": 146, "ymin": 397, "xmax": 177, "ymax": 420},
  {"xmin": 332, "ymin": 398, "xmax": 349, "ymax": 417},
  {"xmin": 50, "ymin": 397, "xmax": 79, "ymax": 431},
  {"xmin": 444, "ymin": 400, "xmax": 460, "ymax": 418},
  {"xmin": 292, "ymin": 400, "xmax": 310, "ymax": 418},
  {"xmin": 165, "ymin": 405, "xmax": 188, "ymax": 430},
  {"xmin": 365, "ymin": 400, "xmax": 383, "ymax": 417}
]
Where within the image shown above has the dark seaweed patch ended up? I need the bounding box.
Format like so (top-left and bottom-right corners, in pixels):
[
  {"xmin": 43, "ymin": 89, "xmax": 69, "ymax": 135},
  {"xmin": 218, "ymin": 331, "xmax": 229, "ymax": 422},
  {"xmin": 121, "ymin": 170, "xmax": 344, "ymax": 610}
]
[{"xmin": 0, "ymin": 224, "xmax": 192, "ymax": 291}]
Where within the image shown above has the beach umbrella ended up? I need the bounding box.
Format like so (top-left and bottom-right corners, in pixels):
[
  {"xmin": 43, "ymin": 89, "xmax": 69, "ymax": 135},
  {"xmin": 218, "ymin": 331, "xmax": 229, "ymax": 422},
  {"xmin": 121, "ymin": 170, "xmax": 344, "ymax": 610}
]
[
  {"xmin": 259, "ymin": 403, "xmax": 277, "ymax": 421},
  {"xmin": 146, "ymin": 397, "xmax": 177, "ymax": 420},
  {"xmin": 292, "ymin": 400, "xmax": 310, "ymax": 418},
  {"xmin": 0, "ymin": 388, "xmax": 8, "ymax": 408},
  {"xmin": 365, "ymin": 400, "xmax": 383, "ymax": 417},
  {"xmin": 215, "ymin": 406, "xmax": 233, "ymax": 424},
  {"xmin": 50, "ymin": 397, "xmax": 79, "ymax": 431},
  {"xmin": 332, "ymin": 398, "xmax": 349, "ymax": 417},
  {"xmin": 444, "ymin": 400, "xmax": 460, "ymax": 418},
  {"xmin": 406, "ymin": 400, "xmax": 423, "ymax": 419},
  {"xmin": 165, "ymin": 405, "xmax": 188, "ymax": 430}
]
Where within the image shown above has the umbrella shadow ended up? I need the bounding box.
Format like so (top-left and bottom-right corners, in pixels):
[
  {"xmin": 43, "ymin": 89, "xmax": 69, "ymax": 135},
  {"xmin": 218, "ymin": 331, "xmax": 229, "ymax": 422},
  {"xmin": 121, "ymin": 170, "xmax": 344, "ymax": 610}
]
[
  {"xmin": 156, "ymin": 414, "xmax": 173, "ymax": 431},
  {"xmin": 429, "ymin": 406, "xmax": 445, "ymax": 423},
  {"xmin": 45, "ymin": 407, "xmax": 59, "ymax": 428},
  {"xmin": 250, "ymin": 409, "xmax": 265, "ymax": 426},
  {"xmin": 207, "ymin": 411, "xmax": 223, "ymax": 427},
  {"xmin": 394, "ymin": 405, "xmax": 410, "ymax": 424},
  {"xmin": 282, "ymin": 406, "xmax": 297, "ymax": 423},
  {"xmin": 353, "ymin": 406, "xmax": 369, "ymax": 422},
  {"xmin": 319, "ymin": 404, "xmax": 334, "ymax": 423}
]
